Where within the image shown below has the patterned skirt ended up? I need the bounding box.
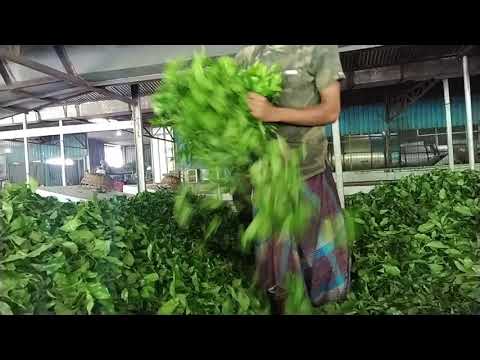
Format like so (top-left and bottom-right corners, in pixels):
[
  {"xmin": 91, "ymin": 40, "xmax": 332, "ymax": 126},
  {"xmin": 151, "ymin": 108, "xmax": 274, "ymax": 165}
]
[{"xmin": 254, "ymin": 165, "xmax": 351, "ymax": 306}]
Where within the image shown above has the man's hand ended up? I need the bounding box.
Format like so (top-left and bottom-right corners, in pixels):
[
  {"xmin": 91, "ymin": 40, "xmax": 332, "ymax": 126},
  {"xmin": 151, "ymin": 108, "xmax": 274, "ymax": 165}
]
[
  {"xmin": 247, "ymin": 92, "xmax": 279, "ymax": 123},
  {"xmin": 247, "ymin": 81, "xmax": 341, "ymax": 127}
]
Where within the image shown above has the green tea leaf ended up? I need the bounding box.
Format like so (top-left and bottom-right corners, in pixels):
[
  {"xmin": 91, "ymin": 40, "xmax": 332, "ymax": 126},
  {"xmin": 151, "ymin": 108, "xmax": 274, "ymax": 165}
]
[
  {"xmin": 453, "ymin": 205, "xmax": 473, "ymax": 217},
  {"xmin": 426, "ymin": 241, "xmax": 449, "ymax": 249},
  {"xmin": 439, "ymin": 188, "xmax": 446, "ymax": 200},
  {"xmin": 121, "ymin": 289, "xmax": 129, "ymax": 302},
  {"xmin": 0, "ymin": 301, "xmax": 13, "ymax": 315},
  {"xmin": 158, "ymin": 299, "xmax": 179, "ymax": 315},
  {"xmin": 2, "ymin": 201, "xmax": 13, "ymax": 223},
  {"xmin": 147, "ymin": 243, "xmax": 153, "ymax": 261},
  {"xmin": 418, "ymin": 222, "xmax": 435, "ymax": 233},
  {"xmin": 383, "ymin": 265, "xmax": 401, "ymax": 277},
  {"xmin": 414, "ymin": 234, "xmax": 430, "ymax": 242},
  {"xmin": 61, "ymin": 217, "xmax": 82, "ymax": 233},
  {"xmin": 144, "ymin": 273, "xmax": 159, "ymax": 284},
  {"xmin": 69, "ymin": 229, "xmax": 95, "ymax": 243},
  {"xmin": 123, "ymin": 252, "xmax": 135, "ymax": 267},
  {"xmin": 87, "ymin": 283, "xmax": 110, "ymax": 300},
  {"xmin": 85, "ymin": 291, "xmax": 94, "ymax": 315},
  {"xmin": 62, "ymin": 242, "xmax": 78, "ymax": 254},
  {"xmin": 429, "ymin": 264, "xmax": 444, "ymax": 274}
]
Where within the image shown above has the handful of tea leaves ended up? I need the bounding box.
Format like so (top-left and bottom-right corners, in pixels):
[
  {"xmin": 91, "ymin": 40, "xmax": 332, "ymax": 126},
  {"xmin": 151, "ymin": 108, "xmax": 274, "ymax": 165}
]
[{"xmin": 152, "ymin": 50, "xmax": 314, "ymax": 247}]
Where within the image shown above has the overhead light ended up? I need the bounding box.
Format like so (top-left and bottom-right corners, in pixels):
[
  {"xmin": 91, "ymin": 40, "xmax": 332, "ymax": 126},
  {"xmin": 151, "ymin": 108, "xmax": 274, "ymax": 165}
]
[
  {"xmin": 116, "ymin": 130, "xmax": 122, "ymax": 136},
  {"xmin": 4, "ymin": 148, "xmax": 12, "ymax": 154},
  {"xmin": 146, "ymin": 166, "xmax": 152, "ymax": 171},
  {"xmin": 32, "ymin": 160, "xmax": 41, "ymax": 163},
  {"xmin": 45, "ymin": 158, "xmax": 74, "ymax": 166}
]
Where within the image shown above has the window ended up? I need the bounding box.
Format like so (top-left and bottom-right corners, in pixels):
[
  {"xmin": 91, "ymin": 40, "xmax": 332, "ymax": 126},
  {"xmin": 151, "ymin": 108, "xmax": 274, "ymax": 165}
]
[{"xmin": 104, "ymin": 144, "xmax": 123, "ymax": 168}]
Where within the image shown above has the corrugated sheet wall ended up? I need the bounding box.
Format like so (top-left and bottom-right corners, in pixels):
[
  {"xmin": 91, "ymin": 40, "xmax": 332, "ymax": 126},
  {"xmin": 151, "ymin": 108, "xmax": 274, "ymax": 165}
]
[
  {"xmin": 1, "ymin": 136, "xmax": 87, "ymax": 185},
  {"xmin": 392, "ymin": 95, "xmax": 480, "ymax": 130},
  {"xmin": 1, "ymin": 138, "xmax": 86, "ymax": 163}
]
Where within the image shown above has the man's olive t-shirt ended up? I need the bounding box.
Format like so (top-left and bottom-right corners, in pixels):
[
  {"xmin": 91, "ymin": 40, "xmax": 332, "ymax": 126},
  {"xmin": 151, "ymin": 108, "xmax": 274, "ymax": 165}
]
[{"xmin": 235, "ymin": 45, "xmax": 345, "ymax": 179}]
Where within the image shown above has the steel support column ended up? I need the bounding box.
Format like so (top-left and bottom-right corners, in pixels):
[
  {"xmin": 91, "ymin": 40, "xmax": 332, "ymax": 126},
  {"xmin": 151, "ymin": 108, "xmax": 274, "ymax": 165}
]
[
  {"xmin": 384, "ymin": 129, "xmax": 392, "ymax": 168},
  {"xmin": 59, "ymin": 120, "xmax": 67, "ymax": 186},
  {"xmin": 150, "ymin": 127, "xmax": 163, "ymax": 183},
  {"xmin": 163, "ymin": 128, "xmax": 169, "ymax": 174},
  {"xmin": 22, "ymin": 114, "xmax": 30, "ymax": 184},
  {"xmin": 442, "ymin": 79, "xmax": 455, "ymax": 170},
  {"xmin": 332, "ymin": 119, "xmax": 345, "ymax": 208},
  {"xmin": 132, "ymin": 84, "xmax": 146, "ymax": 192},
  {"xmin": 462, "ymin": 56, "xmax": 476, "ymax": 170},
  {"xmin": 85, "ymin": 133, "xmax": 91, "ymax": 173}
]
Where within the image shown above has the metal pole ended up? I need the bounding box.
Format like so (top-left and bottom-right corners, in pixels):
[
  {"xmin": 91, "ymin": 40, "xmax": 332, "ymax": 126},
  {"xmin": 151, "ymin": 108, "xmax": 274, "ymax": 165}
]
[
  {"xmin": 462, "ymin": 56, "xmax": 476, "ymax": 170},
  {"xmin": 477, "ymin": 124, "xmax": 480, "ymax": 162},
  {"xmin": 151, "ymin": 128, "xmax": 162, "ymax": 183},
  {"xmin": 171, "ymin": 128, "xmax": 176, "ymax": 172},
  {"xmin": 59, "ymin": 120, "xmax": 67, "ymax": 186},
  {"xmin": 384, "ymin": 129, "xmax": 391, "ymax": 168},
  {"xmin": 163, "ymin": 128, "xmax": 169, "ymax": 174},
  {"xmin": 23, "ymin": 114, "xmax": 30, "ymax": 184},
  {"xmin": 443, "ymin": 79, "xmax": 455, "ymax": 170},
  {"xmin": 85, "ymin": 133, "xmax": 91, "ymax": 173},
  {"xmin": 131, "ymin": 84, "xmax": 146, "ymax": 192},
  {"xmin": 332, "ymin": 119, "xmax": 345, "ymax": 208}
]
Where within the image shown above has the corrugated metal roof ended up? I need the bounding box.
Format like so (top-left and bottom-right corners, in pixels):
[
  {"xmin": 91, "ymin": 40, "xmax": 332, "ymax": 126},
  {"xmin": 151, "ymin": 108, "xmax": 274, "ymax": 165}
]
[
  {"xmin": 0, "ymin": 45, "xmax": 477, "ymax": 122},
  {"xmin": 8, "ymin": 79, "xmax": 165, "ymax": 108},
  {"xmin": 340, "ymin": 45, "xmax": 469, "ymax": 72},
  {"xmin": 0, "ymin": 109, "xmax": 14, "ymax": 119}
]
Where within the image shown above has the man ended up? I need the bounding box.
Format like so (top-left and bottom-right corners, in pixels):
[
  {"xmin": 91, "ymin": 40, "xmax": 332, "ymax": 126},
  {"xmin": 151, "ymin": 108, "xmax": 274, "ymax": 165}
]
[{"xmin": 235, "ymin": 45, "xmax": 350, "ymax": 314}]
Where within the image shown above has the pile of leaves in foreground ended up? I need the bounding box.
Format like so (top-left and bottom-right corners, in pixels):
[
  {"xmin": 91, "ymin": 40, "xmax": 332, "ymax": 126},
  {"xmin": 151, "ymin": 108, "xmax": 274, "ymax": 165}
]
[
  {"xmin": 317, "ymin": 170, "xmax": 480, "ymax": 315},
  {"xmin": 0, "ymin": 184, "xmax": 267, "ymax": 315},
  {"xmin": 152, "ymin": 51, "xmax": 314, "ymax": 249}
]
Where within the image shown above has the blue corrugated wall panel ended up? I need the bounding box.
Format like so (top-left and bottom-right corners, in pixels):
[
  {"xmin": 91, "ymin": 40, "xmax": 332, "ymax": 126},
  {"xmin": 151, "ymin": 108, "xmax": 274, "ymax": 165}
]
[
  {"xmin": 391, "ymin": 95, "xmax": 480, "ymax": 130},
  {"xmin": 324, "ymin": 95, "xmax": 480, "ymax": 137},
  {"xmin": 325, "ymin": 103, "xmax": 386, "ymax": 137}
]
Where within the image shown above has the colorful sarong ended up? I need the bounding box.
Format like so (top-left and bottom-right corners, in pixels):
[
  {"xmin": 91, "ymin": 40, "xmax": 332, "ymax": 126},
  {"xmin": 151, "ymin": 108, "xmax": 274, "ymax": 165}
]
[{"xmin": 255, "ymin": 165, "xmax": 351, "ymax": 306}]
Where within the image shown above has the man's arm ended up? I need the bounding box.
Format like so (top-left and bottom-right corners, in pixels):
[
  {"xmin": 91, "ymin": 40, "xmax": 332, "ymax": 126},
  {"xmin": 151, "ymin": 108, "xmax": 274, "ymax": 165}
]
[
  {"xmin": 247, "ymin": 45, "xmax": 344, "ymax": 126},
  {"xmin": 247, "ymin": 80, "xmax": 341, "ymax": 126}
]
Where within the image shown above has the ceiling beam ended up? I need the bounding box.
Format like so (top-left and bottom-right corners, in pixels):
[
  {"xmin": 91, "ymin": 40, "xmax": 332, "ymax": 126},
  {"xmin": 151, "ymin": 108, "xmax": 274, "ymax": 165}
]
[
  {"xmin": 0, "ymin": 60, "xmax": 33, "ymax": 113},
  {"xmin": 0, "ymin": 57, "xmax": 66, "ymax": 111},
  {"xmin": 0, "ymin": 89, "xmax": 99, "ymax": 120},
  {"xmin": 0, "ymin": 76, "xmax": 63, "ymax": 92},
  {"xmin": 339, "ymin": 45, "xmax": 383, "ymax": 52},
  {"xmin": 18, "ymin": 90, "xmax": 100, "ymax": 113},
  {"xmin": 1, "ymin": 87, "xmax": 88, "ymax": 107},
  {"xmin": 0, "ymin": 106, "xmax": 17, "ymax": 114},
  {"xmin": 0, "ymin": 120, "xmax": 134, "ymax": 140},
  {"xmin": 0, "ymin": 59, "xmax": 14, "ymax": 84},
  {"xmin": 92, "ymin": 73, "xmax": 164, "ymax": 87},
  {"xmin": 0, "ymin": 50, "xmax": 134, "ymax": 105},
  {"xmin": 2, "ymin": 104, "xmax": 33, "ymax": 113},
  {"xmin": 53, "ymin": 45, "xmax": 78, "ymax": 75}
]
